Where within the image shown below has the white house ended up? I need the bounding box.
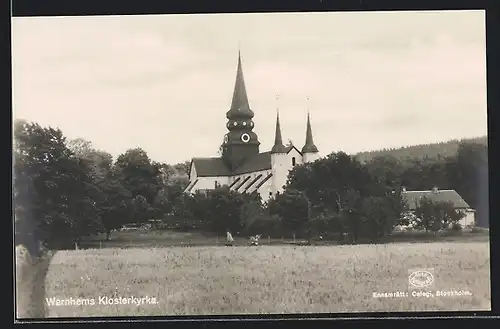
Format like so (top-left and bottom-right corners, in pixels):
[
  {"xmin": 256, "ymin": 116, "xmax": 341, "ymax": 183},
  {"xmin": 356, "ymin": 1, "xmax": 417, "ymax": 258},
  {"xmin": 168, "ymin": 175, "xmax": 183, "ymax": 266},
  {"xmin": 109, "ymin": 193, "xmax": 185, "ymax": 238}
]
[
  {"xmin": 401, "ymin": 187, "xmax": 476, "ymax": 228},
  {"xmin": 184, "ymin": 52, "xmax": 320, "ymax": 202}
]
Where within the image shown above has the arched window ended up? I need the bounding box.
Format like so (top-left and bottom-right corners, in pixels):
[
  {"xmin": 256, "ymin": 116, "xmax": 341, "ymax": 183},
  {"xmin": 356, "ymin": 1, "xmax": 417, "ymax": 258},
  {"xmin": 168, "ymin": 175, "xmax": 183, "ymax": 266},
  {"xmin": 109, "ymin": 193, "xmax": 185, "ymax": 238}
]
[{"xmin": 292, "ymin": 157, "xmax": 296, "ymax": 166}]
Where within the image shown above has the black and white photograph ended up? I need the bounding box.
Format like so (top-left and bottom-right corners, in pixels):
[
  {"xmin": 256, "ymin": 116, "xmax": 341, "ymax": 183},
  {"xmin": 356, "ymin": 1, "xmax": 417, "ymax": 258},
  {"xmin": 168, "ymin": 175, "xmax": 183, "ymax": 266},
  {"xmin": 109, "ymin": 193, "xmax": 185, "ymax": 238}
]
[{"xmin": 13, "ymin": 10, "xmax": 490, "ymax": 318}]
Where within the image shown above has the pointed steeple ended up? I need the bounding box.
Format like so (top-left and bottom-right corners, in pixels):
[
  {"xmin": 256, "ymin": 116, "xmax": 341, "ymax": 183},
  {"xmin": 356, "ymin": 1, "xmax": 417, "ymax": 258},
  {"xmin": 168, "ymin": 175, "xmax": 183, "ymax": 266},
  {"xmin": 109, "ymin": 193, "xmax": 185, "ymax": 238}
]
[
  {"xmin": 302, "ymin": 99, "xmax": 319, "ymax": 154},
  {"xmin": 226, "ymin": 50, "xmax": 254, "ymax": 119},
  {"xmin": 271, "ymin": 98, "xmax": 287, "ymax": 154},
  {"xmin": 222, "ymin": 50, "xmax": 260, "ymax": 170}
]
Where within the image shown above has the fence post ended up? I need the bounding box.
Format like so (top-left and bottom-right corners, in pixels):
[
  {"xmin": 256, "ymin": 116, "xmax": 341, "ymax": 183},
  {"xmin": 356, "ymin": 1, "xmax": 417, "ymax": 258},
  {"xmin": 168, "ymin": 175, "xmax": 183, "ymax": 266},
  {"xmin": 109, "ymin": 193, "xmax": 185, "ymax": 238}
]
[
  {"xmin": 268, "ymin": 236, "xmax": 270, "ymax": 244},
  {"xmin": 216, "ymin": 236, "xmax": 219, "ymax": 245}
]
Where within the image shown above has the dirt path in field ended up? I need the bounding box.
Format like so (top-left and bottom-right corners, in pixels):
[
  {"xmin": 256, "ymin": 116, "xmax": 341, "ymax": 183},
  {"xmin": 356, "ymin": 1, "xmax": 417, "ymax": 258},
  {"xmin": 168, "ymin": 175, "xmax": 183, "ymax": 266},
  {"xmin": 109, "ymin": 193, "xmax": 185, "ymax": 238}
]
[{"xmin": 15, "ymin": 249, "xmax": 56, "ymax": 319}]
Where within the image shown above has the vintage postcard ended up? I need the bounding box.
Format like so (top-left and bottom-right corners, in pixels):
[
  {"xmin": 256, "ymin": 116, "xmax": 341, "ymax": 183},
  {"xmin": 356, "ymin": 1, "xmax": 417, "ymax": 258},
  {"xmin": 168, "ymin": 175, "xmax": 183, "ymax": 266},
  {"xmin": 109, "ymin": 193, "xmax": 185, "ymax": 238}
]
[{"xmin": 12, "ymin": 10, "xmax": 490, "ymax": 319}]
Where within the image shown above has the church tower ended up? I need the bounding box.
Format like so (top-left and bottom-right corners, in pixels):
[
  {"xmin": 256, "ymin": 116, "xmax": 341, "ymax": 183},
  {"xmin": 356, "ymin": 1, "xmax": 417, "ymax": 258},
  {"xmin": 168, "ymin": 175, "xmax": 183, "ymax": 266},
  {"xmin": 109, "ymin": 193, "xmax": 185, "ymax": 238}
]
[
  {"xmin": 301, "ymin": 110, "xmax": 319, "ymax": 163},
  {"xmin": 270, "ymin": 108, "xmax": 288, "ymax": 196},
  {"xmin": 221, "ymin": 51, "xmax": 260, "ymax": 170}
]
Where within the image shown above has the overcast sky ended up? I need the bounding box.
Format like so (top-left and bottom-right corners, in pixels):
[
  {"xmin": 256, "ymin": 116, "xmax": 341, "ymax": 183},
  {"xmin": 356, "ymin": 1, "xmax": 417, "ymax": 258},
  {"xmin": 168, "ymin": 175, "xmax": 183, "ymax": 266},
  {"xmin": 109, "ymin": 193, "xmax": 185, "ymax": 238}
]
[{"xmin": 12, "ymin": 10, "xmax": 487, "ymax": 165}]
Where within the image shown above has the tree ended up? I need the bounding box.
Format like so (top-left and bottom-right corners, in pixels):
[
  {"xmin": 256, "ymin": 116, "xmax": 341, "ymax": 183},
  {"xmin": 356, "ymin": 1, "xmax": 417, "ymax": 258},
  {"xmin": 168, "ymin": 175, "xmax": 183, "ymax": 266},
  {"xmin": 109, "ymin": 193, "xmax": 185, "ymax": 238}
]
[
  {"xmin": 169, "ymin": 179, "xmax": 191, "ymax": 217},
  {"xmin": 365, "ymin": 155, "xmax": 404, "ymax": 191},
  {"xmin": 153, "ymin": 187, "xmax": 170, "ymax": 218},
  {"xmin": 358, "ymin": 195, "xmax": 405, "ymax": 241},
  {"xmin": 413, "ymin": 197, "xmax": 465, "ymax": 233},
  {"xmin": 286, "ymin": 152, "xmax": 372, "ymax": 239},
  {"xmin": 448, "ymin": 142, "xmax": 488, "ymax": 227},
  {"xmin": 132, "ymin": 195, "xmax": 150, "ymax": 224},
  {"xmin": 153, "ymin": 161, "xmax": 190, "ymax": 219},
  {"xmin": 114, "ymin": 148, "xmax": 163, "ymax": 208},
  {"xmin": 67, "ymin": 138, "xmax": 93, "ymax": 157},
  {"xmin": 387, "ymin": 189, "xmax": 409, "ymax": 229},
  {"xmin": 67, "ymin": 138, "xmax": 113, "ymax": 183},
  {"xmin": 13, "ymin": 120, "xmax": 102, "ymax": 250},
  {"xmin": 157, "ymin": 161, "xmax": 190, "ymax": 185},
  {"xmin": 413, "ymin": 197, "xmax": 441, "ymax": 233},
  {"xmin": 67, "ymin": 138, "xmax": 119, "ymax": 239},
  {"xmin": 337, "ymin": 188, "xmax": 363, "ymax": 243},
  {"xmin": 239, "ymin": 192, "xmax": 265, "ymax": 233},
  {"xmin": 173, "ymin": 161, "xmax": 191, "ymax": 176},
  {"xmin": 67, "ymin": 157, "xmax": 105, "ymax": 243},
  {"xmin": 98, "ymin": 169, "xmax": 133, "ymax": 240},
  {"xmin": 268, "ymin": 188, "xmax": 311, "ymax": 239},
  {"xmin": 435, "ymin": 201, "xmax": 466, "ymax": 230},
  {"xmin": 205, "ymin": 187, "xmax": 246, "ymax": 234}
]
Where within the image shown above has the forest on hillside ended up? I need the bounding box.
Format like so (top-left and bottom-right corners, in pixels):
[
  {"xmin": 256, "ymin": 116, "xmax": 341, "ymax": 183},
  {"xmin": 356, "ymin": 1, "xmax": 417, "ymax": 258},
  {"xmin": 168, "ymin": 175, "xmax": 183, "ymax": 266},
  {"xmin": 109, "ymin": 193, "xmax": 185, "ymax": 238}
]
[{"xmin": 354, "ymin": 136, "xmax": 487, "ymax": 164}]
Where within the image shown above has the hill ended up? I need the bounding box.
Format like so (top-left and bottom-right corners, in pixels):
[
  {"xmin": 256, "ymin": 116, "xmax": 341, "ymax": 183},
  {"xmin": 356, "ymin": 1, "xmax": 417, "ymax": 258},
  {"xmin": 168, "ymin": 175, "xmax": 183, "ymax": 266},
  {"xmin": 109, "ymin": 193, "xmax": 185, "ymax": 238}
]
[{"xmin": 354, "ymin": 136, "xmax": 487, "ymax": 163}]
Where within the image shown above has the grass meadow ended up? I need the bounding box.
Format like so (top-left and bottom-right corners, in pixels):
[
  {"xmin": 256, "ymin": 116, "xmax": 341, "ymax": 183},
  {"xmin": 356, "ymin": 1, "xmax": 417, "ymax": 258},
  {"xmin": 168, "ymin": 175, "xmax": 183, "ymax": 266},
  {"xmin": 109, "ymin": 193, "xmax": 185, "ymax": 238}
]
[{"xmin": 44, "ymin": 241, "xmax": 491, "ymax": 317}]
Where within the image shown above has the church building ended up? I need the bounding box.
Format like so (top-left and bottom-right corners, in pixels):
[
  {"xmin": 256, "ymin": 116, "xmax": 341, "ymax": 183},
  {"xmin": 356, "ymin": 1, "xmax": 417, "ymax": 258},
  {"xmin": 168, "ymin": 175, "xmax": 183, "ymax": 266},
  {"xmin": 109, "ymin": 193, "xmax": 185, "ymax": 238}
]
[{"xmin": 184, "ymin": 52, "xmax": 320, "ymax": 202}]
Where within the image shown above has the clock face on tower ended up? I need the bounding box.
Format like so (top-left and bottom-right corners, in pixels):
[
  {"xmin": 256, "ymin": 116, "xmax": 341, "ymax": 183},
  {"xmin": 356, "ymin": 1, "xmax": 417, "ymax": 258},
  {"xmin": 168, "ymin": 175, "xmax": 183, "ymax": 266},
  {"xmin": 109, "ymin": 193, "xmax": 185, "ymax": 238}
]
[{"xmin": 241, "ymin": 133, "xmax": 250, "ymax": 143}]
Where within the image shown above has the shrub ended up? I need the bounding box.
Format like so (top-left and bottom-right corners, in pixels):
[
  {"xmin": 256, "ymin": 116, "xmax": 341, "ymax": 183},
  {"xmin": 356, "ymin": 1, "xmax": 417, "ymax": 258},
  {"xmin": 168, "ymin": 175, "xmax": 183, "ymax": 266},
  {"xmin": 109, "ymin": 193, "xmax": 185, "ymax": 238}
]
[
  {"xmin": 245, "ymin": 214, "xmax": 282, "ymax": 237},
  {"xmin": 451, "ymin": 222, "xmax": 463, "ymax": 232}
]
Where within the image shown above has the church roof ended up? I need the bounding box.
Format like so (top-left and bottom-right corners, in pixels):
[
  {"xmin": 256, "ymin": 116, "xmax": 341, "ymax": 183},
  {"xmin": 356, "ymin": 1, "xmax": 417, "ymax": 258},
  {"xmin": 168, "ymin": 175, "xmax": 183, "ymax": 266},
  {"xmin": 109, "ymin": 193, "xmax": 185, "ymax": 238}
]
[
  {"xmin": 191, "ymin": 157, "xmax": 232, "ymax": 177},
  {"xmin": 285, "ymin": 144, "xmax": 302, "ymax": 155},
  {"xmin": 402, "ymin": 189, "xmax": 471, "ymax": 210},
  {"xmin": 192, "ymin": 145, "xmax": 301, "ymax": 178},
  {"xmin": 233, "ymin": 152, "xmax": 271, "ymax": 174},
  {"xmin": 192, "ymin": 152, "xmax": 271, "ymax": 177}
]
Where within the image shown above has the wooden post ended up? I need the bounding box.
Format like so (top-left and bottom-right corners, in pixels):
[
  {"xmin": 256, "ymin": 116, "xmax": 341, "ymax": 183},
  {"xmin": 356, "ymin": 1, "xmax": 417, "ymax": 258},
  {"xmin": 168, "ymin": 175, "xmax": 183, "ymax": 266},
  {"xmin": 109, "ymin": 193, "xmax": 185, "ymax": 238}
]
[
  {"xmin": 216, "ymin": 236, "xmax": 219, "ymax": 245},
  {"xmin": 268, "ymin": 236, "xmax": 271, "ymax": 244},
  {"xmin": 75, "ymin": 242, "xmax": 78, "ymax": 250},
  {"xmin": 99, "ymin": 241, "xmax": 102, "ymax": 249},
  {"xmin": 293, "ymin": 233, "xmax": 296, "ymax": 244}
]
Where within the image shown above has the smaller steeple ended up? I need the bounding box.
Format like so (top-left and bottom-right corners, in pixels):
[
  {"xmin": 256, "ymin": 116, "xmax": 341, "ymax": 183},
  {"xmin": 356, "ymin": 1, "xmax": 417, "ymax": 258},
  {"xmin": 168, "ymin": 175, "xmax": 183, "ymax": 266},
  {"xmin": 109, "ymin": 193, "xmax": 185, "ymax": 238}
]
[
  {"xmin": 302, "ymin": 97, "xmax": 319, "ymax": 154},
  {"xmin": 271, "ymin": 95, "xmax": 287, "ymax": 154}
]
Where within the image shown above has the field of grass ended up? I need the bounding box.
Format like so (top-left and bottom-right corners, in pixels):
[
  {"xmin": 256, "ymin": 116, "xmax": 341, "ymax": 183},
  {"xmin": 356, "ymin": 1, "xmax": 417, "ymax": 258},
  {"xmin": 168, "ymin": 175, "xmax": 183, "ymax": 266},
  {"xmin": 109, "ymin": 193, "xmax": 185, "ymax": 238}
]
[
  {"xmin": 78, "ymin": 227, "xmax": 490, "ymax": 249},
  {"xmin": 44, "ymin": 241, "xmax": 491, "ymax": 317}
]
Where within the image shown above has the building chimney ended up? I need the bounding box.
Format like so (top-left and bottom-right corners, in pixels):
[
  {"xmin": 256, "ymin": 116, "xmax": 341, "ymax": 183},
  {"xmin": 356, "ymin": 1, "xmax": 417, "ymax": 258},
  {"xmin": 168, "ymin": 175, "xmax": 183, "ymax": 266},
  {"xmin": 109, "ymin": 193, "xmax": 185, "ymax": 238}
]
[{"xmin": 432, "ymin": 186, "xmax": 438, "ymax": 193}]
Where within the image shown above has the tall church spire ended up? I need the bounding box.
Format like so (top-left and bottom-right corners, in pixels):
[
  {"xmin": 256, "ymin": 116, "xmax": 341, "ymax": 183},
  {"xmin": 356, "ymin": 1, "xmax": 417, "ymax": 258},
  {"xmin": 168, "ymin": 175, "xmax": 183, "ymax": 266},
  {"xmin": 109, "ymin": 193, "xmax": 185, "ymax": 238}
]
[
  {"xmin": 226, "ymin": 51, "xmax": 254, "ymax": 119},
  {"xmin": 221, "ymin": 51, "xmax": 260, "ymax": 170},
  {"xmin": 271, "ymin": 96, "xmax": 287, "ymax": 154},
  {"xmin": 302, "ymin": 98, "xmax": 319, "ymax": 154}
]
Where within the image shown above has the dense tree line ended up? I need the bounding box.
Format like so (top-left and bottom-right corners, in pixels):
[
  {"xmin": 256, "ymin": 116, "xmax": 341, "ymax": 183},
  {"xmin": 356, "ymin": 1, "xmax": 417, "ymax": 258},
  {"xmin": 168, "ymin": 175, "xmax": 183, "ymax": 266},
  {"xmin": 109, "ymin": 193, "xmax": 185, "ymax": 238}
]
[
  {"xmin": 14, "ymin": 119, "xmax": 488, "ymax": 252},
  {"xmin": 177, "ymin": 149, "xmax": 476, "ymax": 243},
  {"xmin": 13, "ymin": 120, "xmax": 189, "ymax": 252},
  {"xmin": 355, "ymin": 136, "xmax": 487, "ymax": 164}
]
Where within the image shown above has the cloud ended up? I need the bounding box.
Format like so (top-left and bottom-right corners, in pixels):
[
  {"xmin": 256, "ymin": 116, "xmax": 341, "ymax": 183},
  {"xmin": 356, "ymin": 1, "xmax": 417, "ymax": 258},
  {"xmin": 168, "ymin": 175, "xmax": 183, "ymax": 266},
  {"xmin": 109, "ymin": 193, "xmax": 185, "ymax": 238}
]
[
  {"xmin": 11, "ymin": 13, "xmax": 487, "ymax": 164},
  {"xmin": 12, "ymin": 18, "xmax": 216, "ymax": 92},
  {"xmin": 246, "ymin": 62, "xmax": 323, "ymax": 98}
]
